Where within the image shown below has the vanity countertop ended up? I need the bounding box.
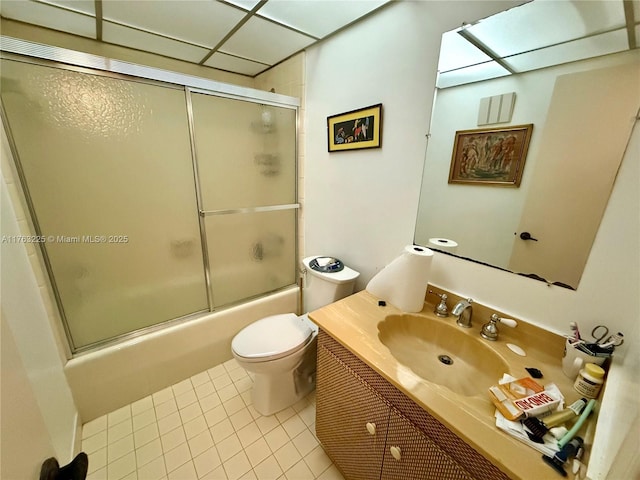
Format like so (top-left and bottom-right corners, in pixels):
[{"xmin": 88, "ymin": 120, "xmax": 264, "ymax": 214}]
[{"xmin": 308, "ymin": 289, "xmax": 596, "ymax": 480}]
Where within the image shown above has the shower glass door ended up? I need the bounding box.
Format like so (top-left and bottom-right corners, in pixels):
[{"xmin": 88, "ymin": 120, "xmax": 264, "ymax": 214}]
[
  {"xmin": 1, "ymin": 53, "xmax": 299, "ymax": 353},
  {"xmin": 1, "ymin": 59, "xmax": 208, "ymax": 350},
  {"xmin": 189, "ymin": 92, "xmax": 297, "ymax": 307}
]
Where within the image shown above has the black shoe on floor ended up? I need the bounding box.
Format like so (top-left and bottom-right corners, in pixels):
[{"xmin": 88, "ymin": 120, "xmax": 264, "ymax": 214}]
[
  {"xmin": 39, "ymin": 458, "xmax": 60, "ymax": 480},
  {"xmin": 58, "ymin": 452, "xmax": 89, "ymax": 480}
]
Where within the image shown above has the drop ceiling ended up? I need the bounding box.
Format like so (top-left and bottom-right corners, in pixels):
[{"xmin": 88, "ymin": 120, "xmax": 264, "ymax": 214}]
[
  {"xmin": 437, "ymin": 0, "xmax": 640, "ymax": 88},
  {"xmin": 0, "ymin": 0, "xmax": 391, "ymax": 77},
  {"xmin": 1, "ymin": 1, "xmax": 638, "ymax": 83}
]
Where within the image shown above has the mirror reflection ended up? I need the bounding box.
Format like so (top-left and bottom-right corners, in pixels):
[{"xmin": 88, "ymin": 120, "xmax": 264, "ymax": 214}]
[{"xmin": 415, "ymin": 0, "xmax": 639, "ymax": 289}]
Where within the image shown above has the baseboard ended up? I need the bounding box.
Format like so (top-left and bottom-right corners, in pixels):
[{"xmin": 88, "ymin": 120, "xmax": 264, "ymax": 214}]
[{"xmin": 71, "ymin": 412, "xmax": 82, "ymax": 458}]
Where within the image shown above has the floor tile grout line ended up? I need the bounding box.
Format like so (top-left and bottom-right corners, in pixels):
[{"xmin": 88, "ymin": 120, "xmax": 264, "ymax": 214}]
[{"xmin": 82, "ymin": 359, "xmax": 342, "ymax": 480}]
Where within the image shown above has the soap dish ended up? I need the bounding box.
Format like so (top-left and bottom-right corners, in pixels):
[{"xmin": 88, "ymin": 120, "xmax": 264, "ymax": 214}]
[{"xmin": 506, "ymin": 343, "xmax": 526, "ymax": 356}]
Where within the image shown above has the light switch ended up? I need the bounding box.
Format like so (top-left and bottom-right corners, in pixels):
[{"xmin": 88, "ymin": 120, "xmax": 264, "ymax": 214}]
[
  {"xmin": 487, "ymin": 95, "xmax": 501, "ymax": 124},
  {"xmin": 498, "ymin": 92, "xmax": 516, "ymax": 123},
  {"xmin": 477, "ymin": 92, "xmax": 516, "ymax": 126}
]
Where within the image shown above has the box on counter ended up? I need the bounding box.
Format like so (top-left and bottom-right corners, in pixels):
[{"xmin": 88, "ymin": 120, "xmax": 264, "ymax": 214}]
[{"xmin": 488, "ymin": 377, "xmax": 561, "ymax": 421}]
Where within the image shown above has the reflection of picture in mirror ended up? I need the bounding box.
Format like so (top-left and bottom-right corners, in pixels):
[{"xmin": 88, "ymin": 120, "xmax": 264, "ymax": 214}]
[
  {"xmin": 414, "ymin": 0, "xmax": 639, "ymax": 290},
  {"xmin": 448, "ymin": 125, "xmax": 533, "ymax": 186}
]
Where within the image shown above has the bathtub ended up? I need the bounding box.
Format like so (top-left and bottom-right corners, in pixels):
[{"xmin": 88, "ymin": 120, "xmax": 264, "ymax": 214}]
[{"xmin": 64, "ymin": 286, "xmax": 298, "ymax": 422}]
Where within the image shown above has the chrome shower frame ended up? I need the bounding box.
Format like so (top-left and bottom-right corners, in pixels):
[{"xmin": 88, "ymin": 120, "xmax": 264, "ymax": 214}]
[{"xmin": 0, "ymin": 36, "xmax": 301, "ymax": 355}]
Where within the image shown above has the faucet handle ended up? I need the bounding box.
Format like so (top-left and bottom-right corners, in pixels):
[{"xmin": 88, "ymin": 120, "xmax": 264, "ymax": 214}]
[
  {"xmin": 491, "ymin": 313, "xmax": 517, "ymax": 328},
  {"xmin": 482, "ymin": 314, "xmax": 517, "ymax": 341},
  {"xmin": 428, "ymin": 290, "xmax": 449, "ymax": 317}
]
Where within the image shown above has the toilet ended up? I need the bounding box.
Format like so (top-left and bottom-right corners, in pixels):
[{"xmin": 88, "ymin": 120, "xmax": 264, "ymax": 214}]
[{"xmin": 232, "ymin": 256, "xmax": 360, "ymax": 415}]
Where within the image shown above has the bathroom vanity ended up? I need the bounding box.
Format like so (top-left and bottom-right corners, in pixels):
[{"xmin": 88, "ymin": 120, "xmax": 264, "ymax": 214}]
[{"xmin": 309, "ymin": 289, "xmax": 595, "ymax": 480}]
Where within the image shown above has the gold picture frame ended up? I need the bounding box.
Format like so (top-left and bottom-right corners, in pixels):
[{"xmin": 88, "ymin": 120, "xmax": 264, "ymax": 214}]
[
  {"xmin": 327, "ymin": 104, "xmax": 382, "ymax": 152},
  {"xmin": 448, "ymin": 124, "xmax": 533, "ymax": 186}
]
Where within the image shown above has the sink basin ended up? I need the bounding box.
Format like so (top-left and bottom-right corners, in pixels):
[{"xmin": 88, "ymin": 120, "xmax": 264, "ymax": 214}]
[{"xmin": 378, "ymin": 314, "xmax": 509, "ymax": 397}]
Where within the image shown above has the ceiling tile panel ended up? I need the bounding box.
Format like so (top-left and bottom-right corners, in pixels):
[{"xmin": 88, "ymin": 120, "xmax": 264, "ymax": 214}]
[
  {"xmin": 256, "ymin": 0, "xmax": 389, "ymax": 38},
  {"xmin": 102, "ymin": 0, "xmax": 246, "ymax": 48},
  {"xmin": 204, "ymin": 51, "xmax": 269, "ymax": 76},
  {"xmin": 222, "ymin": 0, "xmax": 261, "ymax": 11},
  {"xmin": 103, "ymin": 21, "xmax": 210, "ymax": 63},
  {"xmin": 0, "ymin": 0, "xmax": 95, "ymax": 38},
  {"xmin": 220, "ymin": 16, "xmax": 315, "ymax": 65},
  {"xmin": 46, "ymin": 0, "xmax": 95, "ymax": 15}
]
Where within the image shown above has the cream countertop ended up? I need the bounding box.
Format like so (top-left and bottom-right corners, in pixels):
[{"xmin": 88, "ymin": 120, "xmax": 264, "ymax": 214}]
[{"xmin": 309, "ymin": 289, "xmax": 596, "ymax": 480}]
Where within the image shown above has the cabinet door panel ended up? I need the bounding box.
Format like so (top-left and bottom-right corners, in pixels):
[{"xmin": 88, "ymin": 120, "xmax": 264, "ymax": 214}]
[
  {"xmin": 316, "ymin": 344, "xmax": 389, "ymax": 480},
  {"xmin": 381, "ymin": 408, "xmax": 473, "ymax": 480}
]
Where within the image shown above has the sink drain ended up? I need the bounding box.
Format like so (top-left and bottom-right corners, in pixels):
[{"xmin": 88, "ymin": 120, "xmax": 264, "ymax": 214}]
[{"xmin": 438, "ymin": 354, "xmax": 453, "ymax": 365}]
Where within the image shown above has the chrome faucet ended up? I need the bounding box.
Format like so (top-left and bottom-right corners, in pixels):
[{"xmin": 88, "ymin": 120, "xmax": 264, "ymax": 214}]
[
  {"xmin": 428, "ymin": 290, "xmax": 449, "ymax": 317},
  {"xmin": 481, "ymin": 314, "xmax": 518, "ymax": 341},
  {"xmin": 452, "ymin": 298, "xmax": 473, "ymax": 328}
]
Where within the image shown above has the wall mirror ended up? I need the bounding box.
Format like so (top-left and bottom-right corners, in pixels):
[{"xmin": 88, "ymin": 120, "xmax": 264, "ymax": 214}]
[{"xmin": 415, "ymin": 0, "xmax": 639, "ymax": 290}]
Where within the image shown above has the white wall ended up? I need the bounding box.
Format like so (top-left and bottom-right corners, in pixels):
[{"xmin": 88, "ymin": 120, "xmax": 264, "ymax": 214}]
[
  {"xmin": 1, "ymin": 312, "xmax": 58, "ymax": 480},
  {"xmin": 304, "ymin": 0, "xmax": 525, "ymax": 289},
  {"xmin": 304, "ymin": 2, "xmax": 639, "ymax": 478}
]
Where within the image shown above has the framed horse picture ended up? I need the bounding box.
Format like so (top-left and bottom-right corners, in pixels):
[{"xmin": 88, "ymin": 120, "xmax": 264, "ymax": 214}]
[{"xmin": 327, "ymin": 104, "xmax": 382, "ymax": 152}]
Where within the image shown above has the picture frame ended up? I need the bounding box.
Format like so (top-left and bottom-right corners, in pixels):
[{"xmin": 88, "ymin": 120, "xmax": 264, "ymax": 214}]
[
  {"xmin": 448, "ymin": 124, "xmax": 533, "ymax": 186},
  {"xmin": 327, "ymin": 104, "xmax": 382, "ymax": 152}
]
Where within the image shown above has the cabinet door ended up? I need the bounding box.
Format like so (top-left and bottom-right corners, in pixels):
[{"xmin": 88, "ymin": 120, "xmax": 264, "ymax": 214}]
[
  {"xmin": 381, "ymin": 408, "xmax": 473, "ymax": 480},
  {"xmin": 316, "ymin": 344, "xmax": 390, "ymax": 480}
]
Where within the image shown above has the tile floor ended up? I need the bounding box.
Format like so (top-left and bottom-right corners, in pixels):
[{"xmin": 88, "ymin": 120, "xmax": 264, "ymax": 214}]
[{"xmin": 81, "ymin": 358, "xmax": 344, "ymax": 480}]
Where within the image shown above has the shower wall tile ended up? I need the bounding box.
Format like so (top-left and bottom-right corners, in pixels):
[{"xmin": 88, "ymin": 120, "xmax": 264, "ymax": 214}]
[{"xmin": 5, "ymin": 182, "xmax": 27, "ymax": 221}]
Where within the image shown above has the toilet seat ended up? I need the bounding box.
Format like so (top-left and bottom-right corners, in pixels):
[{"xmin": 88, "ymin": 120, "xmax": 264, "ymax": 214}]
[{"xmin": 232, "ymin": 313, "xmax": 313, "ymax": 362}]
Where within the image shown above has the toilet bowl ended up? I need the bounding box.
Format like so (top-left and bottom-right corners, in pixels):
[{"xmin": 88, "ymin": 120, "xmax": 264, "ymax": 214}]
[
  {"xmin": 231, "ymin": 256, "xmax": 359, "ymax": 415},
  {"xmin": 232, "ymin": 313, "xmax": 318, "ymax": 415}
]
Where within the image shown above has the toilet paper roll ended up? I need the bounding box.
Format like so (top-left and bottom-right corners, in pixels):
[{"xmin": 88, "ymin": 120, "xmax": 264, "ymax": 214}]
[
  {"xmin": 366, "ymin": 245, "xmax": 434, "ymax": 313},
  {"xmin": 427, "ymin": 237, "xmax": 458, "ymax": 253}
]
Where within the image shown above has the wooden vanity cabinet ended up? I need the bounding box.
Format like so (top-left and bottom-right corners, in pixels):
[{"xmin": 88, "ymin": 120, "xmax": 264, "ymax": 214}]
[
  {"xmin": 382, "ymin": 408, "xmax": 473, "ymax": 480},
  {"xmin": 316, "ymin": 329, "xmax": 509, "ymax": 480},
  {"xmin": 315, "ymin": 338, "xmax": 390, "ymax": 480}
]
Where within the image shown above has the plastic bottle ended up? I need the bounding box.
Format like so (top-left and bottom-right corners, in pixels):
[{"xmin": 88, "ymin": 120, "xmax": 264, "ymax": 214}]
[{"xmin": 573, "ymin": 363, "xmax": 605, "ymax": 398}]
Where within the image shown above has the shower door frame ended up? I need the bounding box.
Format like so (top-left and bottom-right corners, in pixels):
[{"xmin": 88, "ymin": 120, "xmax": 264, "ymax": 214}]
[{"xmin": 0, "ymin": 37, "xmax": 301, "ymax": 355}]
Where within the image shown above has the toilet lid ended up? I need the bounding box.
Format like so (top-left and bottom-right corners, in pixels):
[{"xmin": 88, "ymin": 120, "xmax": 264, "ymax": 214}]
[{"xmin": 232, "ymin": 313, "xmax": 313, "ymax": 360}]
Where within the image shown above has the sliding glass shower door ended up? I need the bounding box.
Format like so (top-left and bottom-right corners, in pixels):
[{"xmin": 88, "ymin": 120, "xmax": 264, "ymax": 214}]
[
  {"xmin": 1, "ymin": 57, "xmax": 298, "ymax": 352},
  {"xmin": 1, "ymin": 59, "xmax": 209, "ymax": 350},
  {"xmin": 189, "ymin": 92, "xmax": 297, "ymax": 307}
]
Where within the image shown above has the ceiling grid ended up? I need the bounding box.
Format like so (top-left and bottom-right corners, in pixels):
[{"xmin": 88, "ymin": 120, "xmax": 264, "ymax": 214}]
[
  {"xmin": 0, "ymin": 1, "xmax": 637, "ymax": 81},
  {"xmin": 0, "ymin": 0, "xmax": 390, "ymax": 77}
]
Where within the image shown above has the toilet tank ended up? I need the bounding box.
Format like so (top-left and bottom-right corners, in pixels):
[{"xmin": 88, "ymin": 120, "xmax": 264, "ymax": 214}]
[{"xmin": 302, "ymin": 256, "xmax": 360, "ymax": 312}]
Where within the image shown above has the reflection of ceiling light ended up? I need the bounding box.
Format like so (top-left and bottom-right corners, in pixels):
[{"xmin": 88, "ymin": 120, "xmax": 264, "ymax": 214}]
[
  {"xmin": 438, "ymin": 0, "xmax": 636, "ymax": 88},
  {"xmin": 457, "ymin": 27, "xmax": 516, "ymax": 74}
]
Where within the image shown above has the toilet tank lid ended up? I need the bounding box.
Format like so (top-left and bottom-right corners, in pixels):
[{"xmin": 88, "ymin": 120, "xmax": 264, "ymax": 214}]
[
  {"xmin": 232, "ymin": 313, "xmax": 312, "ymax": 359},
  {"xmin": 303, "ymin": 256, "xmax": 360, "ymax": 284}
]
